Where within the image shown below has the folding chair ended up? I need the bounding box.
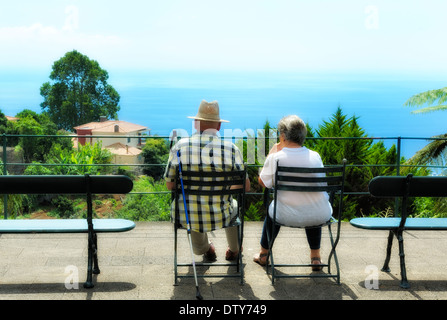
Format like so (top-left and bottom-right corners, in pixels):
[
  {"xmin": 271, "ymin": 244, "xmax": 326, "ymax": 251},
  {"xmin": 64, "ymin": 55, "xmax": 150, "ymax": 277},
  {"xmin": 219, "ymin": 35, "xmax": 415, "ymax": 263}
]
[
  {"xmin": 264, "ymin": 159, "xmax": 347, "ymax": 284},
  {"xmin": 173, "ymin": 168, "xmax": 247, "ymax": 285}
]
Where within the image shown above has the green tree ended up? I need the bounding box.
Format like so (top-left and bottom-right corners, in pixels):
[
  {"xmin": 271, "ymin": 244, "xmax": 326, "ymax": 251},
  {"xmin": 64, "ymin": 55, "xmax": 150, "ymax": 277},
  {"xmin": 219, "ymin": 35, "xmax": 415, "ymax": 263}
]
[
  {"xmin": 404, "ymin": 87, "xmax": 447, "ymax": 215},
  {"xmin": 0, "ymin": 109, "xmax": 8, "ymax": 133},
  {"xmin": 306, "ymin": 106, "xmax": 399, "ymax": 218},
  {"xmin": 404, "ymin": 87, "xmax": 447, "ymax": 114},
  {"xmin": 40, "ymin": 50, "xmax": 120, "ymax": 131},
  {"xmin": 310, "ymin": 106, "xmax": 373, "ymax": 166},
  {"xmin": 404, "ymin": 87, "xmax": 447, "ymax": 169},
  {"xmin": 8, "ymin": 111, "xmax": 71, "ymax": 163},
  {"xmin": 141, "ymin": 137, "xmax": 170, "ymax": 179}
]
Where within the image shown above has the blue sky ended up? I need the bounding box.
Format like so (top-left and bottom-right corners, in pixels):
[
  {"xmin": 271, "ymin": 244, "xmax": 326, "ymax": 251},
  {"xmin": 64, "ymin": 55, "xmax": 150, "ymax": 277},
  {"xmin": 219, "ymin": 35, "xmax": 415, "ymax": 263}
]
[{"xmin": 1, "ymin": 0, "xmax": 446, "ymax": 75}]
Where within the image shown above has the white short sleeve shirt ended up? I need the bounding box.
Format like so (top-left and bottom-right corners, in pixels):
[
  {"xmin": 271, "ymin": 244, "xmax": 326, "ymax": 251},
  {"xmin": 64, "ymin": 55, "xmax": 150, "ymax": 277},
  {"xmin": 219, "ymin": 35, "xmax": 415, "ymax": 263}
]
[{"xmin": 259, "ymin": 147, "xmax": 333, "ymax": 227}]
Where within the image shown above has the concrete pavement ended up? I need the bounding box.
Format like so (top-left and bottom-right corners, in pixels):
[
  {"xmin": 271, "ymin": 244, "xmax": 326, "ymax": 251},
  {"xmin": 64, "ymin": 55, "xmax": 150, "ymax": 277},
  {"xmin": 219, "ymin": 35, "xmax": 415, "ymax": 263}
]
[{"xmin": 0, "ymin": 221, "xmax": 447, "ymax": 301}]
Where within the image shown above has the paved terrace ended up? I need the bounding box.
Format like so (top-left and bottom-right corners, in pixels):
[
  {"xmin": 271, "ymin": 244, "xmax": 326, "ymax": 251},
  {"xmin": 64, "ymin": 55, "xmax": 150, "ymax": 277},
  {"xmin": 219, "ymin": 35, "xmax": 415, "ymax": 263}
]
[{"xmin": 0, "ymin": 221, "xmax": 446, "ymax": 302}]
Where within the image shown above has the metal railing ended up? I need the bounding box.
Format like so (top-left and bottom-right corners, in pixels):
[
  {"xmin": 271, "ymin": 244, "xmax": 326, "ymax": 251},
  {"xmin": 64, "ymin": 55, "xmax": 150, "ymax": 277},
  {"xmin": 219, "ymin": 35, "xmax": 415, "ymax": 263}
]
[{"xmin": 1, "ymin": 133, "xmax": 446, "ymax": 219}]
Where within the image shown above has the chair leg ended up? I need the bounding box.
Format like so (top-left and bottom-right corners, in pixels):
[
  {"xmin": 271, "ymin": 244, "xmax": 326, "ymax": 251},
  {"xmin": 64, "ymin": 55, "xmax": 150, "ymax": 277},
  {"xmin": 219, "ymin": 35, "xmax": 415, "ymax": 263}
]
[
  {"xmin": 266, "ymin": 226, "xmax": 275, "ymax": 284},
  {"xmin": 174, "ymin": 225, "xmax": 179, "ymax": 286},
  {"xmin": 92, "ymin": 231, "xmax": 100, "ymax": 275},
  {"xmin": 397, "ymin": 230, "xmax": 410, "ymax": 289},
  {"xmin": 266, "ymin": 218, "xmax": 280, "ymax": 285},
  {"xmin": 267, "ymin": 232, "xmax": 275, "ymax": 285},
  {"xmin": 238, "ymin": 252, "xmax": 244, "ymax": 285},
  {"xmin": 264, "ymin": 240, "xmax": 272, "ymax": 281},
  {"xmin": 84, "ymin": 189, "xmax": 95, "ymax": 288},
  {"xmin": 381, "ymin": 230, "xmax": 394, "ymax": 272},
  {"xmin": 84, "ymin": 232, "xmax": 94, "ymax": 289},
  {"xmin": 236, "ymin": 225, "xmax": 241, "ymax": 273},
  {"xmin": 327, "ymin": 224, "xmax": 334, "ymax": 273},
  {"xmin": 268, "ymin": 250, "xmax": 275, "ymax": 285},
  {"xmin": 327, "ymin": 224, "xmax": 340, "ymax": 284},
  {"xmin": 238, "ymin": 224, "xmax": 244, "ymax": 285}
]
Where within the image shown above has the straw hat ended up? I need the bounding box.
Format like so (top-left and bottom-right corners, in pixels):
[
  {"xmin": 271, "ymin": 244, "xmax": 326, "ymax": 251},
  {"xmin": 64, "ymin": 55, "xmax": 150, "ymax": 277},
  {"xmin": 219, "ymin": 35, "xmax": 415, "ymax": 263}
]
[{"xmin": 187, "ymin": 100, "xmax": 229, "ymax": 123}]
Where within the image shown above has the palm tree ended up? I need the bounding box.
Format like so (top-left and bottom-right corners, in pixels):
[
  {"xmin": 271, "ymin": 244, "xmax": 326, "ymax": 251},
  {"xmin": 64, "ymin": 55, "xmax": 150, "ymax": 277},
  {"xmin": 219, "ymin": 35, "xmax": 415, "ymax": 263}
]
[
  {"xmin": 404, "ymin": 87, "xmax": 447, "ymax": 114},
  {"xmin": 404, "ymin": 87, "xmax": 447, "ymax": 170}
]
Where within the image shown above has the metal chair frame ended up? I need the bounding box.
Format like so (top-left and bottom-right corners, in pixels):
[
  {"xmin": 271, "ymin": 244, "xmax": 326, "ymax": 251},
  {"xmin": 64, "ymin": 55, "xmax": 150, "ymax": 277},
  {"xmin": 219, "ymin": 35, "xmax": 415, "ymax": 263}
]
[
  {"xmin": 367, "ymin": 174, "xmax": 447, "ymax": 288},
  {"xmin": 173, "ymin": 168, "xmax": 247, "ymax": 285},
  {"xmin": 264, "ymin": 159, "xmax": 347, "ymax": 284}
]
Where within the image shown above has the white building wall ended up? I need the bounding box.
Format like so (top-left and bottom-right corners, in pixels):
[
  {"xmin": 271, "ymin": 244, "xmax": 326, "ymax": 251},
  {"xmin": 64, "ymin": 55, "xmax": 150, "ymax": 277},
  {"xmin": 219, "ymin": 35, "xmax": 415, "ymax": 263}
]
[{"xmin": 90, "ymin": 131, "xmax": 142, "ymax": 148}]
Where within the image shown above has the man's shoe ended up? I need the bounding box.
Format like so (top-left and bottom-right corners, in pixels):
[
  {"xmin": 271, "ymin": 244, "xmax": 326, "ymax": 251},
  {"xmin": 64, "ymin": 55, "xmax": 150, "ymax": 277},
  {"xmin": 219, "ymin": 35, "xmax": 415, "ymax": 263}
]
[
  {"xmin": 203, "ymin": 243, "xmax": 217, "ymax": 262},
  {"xmin": 225, "ymin": 246, "xmax": 243, "ymax": 261}
]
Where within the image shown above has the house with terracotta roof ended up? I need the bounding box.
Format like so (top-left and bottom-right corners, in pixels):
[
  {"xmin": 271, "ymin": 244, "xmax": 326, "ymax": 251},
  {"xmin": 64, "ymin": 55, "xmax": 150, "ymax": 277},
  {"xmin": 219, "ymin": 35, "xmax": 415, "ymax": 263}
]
[
  {"xmin": 73, "ymin": 117, "xmax": 149, "ymax": 165},
  {"xmin": 6, "ymin": 116, "xmax": 19, "ymax": 122}
]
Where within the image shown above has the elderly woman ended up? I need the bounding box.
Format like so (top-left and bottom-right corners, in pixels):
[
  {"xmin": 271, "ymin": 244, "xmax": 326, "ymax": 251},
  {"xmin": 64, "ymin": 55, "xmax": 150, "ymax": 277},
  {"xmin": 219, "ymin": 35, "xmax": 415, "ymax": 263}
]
[{"xmin": 253, "ymin": 115, "xmax": 332, "ymax": 271}]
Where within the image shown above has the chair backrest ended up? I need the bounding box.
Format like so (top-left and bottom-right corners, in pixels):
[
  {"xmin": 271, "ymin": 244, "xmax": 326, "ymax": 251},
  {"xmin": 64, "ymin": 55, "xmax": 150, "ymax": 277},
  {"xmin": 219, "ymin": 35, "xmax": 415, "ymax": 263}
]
[
  {"xmin": 274, "ymin": 161, "xmax": 346, "ymax": 196},
  {"xmin": 175, "ymin": 169, "xmax": 247, "ymax": 196},
  {"xmin": 369, "ymin": 174, "xmax": 447, "ymax": 227},
  {"xmin": 0, "ymin": 175, "xmax": 133, "ymax": 220},
  {"xmin": 0, "ymin": 175, "xmax": 133, "ymax": 195},
  {"xmin": 173, "ymin": 168, "xmax": 247, "ymax": 230},
  {"xmin": 272, "ymin": 159, "xmax": 347, "ymax": 222},
  {"xmin": 369, "ymin": 174, "xmax": 447, "ymax": 198}
]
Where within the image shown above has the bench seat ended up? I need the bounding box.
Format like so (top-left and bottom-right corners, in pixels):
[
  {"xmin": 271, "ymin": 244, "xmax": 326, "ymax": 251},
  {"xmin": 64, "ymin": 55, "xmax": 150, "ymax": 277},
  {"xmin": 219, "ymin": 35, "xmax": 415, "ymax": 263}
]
[
  {"xmin": 350, "ymin": 174, "xmax": 447, "ymax": 288},
  {"xmin": 0, "ymin": 219, "xmax": 135, "ymax": 234},
  {"xmin": 0, "ymin": 174, "xmax": 135, "ymax": 288},
  {"xmin": 350, "ymin": 217, "xmax": 447, "ymax": 231}
]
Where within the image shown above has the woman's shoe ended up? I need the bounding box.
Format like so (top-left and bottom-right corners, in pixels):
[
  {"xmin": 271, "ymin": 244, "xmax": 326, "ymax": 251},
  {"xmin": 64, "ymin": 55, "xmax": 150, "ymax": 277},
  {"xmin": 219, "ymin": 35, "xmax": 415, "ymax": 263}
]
[
  {"xmin": 311, "ymin": 257, "xmax": 323, "ymax": 271},
  {"xmin": 253, "ymin": 253, "xmax": 269, "ymax": 266}
]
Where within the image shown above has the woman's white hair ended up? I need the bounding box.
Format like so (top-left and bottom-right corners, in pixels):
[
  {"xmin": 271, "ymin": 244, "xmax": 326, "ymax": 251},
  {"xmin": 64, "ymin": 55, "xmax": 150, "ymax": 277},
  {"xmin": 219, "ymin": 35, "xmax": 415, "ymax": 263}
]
[{"xmin": 277, "ymin": 115, "xmax": 307, "ymax": 146}]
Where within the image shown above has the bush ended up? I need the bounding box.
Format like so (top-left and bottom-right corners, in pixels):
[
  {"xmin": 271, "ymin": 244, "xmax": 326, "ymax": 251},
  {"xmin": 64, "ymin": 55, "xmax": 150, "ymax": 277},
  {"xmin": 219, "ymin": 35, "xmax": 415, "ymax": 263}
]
[
  {"xmin": 115, "ymin": 176, "xmax": 170, "ymax": 221},
  {"xmin": 24, "ymin": 142, "xmax": 113, "ymax": 176},
  {"xmin": 245, "ymin": 200, "xmax": 264, "ymax": 221},
  {"xmin": 141, "ymin": 138, "xmax": 169, "ymax": 179},
  {"xmin": 51, "ymin": 196, "xmax": 75, "ymax": 218}
]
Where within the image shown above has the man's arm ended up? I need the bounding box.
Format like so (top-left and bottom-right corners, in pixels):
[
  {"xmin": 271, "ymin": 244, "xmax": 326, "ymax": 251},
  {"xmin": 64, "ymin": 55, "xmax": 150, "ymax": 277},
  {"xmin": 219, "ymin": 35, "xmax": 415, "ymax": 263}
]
[{"xmin": 230, "ymin": 177, "xmax": 251, "ymax": 192}]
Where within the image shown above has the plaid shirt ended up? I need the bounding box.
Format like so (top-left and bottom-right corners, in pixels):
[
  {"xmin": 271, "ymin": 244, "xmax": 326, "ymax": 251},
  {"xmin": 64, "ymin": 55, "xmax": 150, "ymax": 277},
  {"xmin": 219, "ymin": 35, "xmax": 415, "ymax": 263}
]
[{"xmin": 164, "ymin": 132, "xmax": 245, "ymax": 233}]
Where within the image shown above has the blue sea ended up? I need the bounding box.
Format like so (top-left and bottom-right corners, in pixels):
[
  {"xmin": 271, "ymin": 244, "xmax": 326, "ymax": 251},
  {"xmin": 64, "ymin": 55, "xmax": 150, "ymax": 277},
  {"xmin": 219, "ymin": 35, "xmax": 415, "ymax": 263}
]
[{"xmin": 0, "ymin": 69, "xmax": 445, "ymax": 159}]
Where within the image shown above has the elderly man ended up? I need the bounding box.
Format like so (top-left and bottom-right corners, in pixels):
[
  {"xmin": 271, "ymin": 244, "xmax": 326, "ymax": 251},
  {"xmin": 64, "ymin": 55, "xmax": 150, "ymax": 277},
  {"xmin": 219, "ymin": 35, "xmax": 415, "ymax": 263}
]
[{"xmin": 164, "ymin": 100, "xmax": 250, "ymax": 261}]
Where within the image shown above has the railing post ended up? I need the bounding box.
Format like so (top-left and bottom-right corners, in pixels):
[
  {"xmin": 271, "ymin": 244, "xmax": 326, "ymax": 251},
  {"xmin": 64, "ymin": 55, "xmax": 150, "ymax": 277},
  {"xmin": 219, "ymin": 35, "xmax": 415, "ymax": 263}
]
[
  {"xmin": 2, "ymin": 134, "xmax": 7, "ymax": 219},
  {"xmin": 394, "ymin": 137, "xmax": 402, "ymax": 218},
  {"xmin": 396, "ymin": 137, "xmax": 401, "ymax": 176}
]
